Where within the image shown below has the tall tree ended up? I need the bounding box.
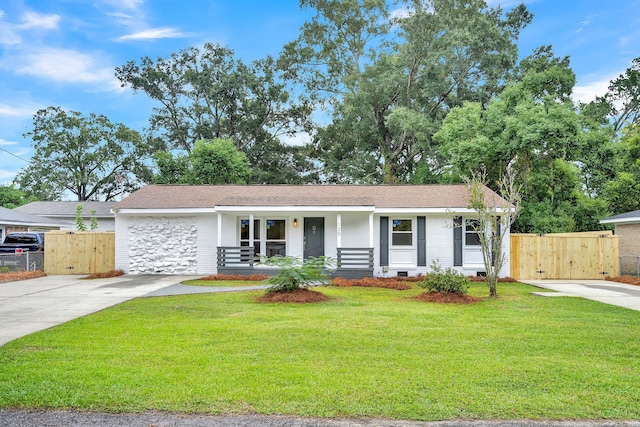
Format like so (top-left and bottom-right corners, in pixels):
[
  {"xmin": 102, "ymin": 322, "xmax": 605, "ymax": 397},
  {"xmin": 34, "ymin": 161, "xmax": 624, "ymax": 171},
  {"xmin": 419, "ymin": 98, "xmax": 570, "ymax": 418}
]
[
  {"xmin": 284, "ymin": 0, "xmax": 532, "ymax": 183},
  {"xmin": 600, "ymin": 57, "xmax": 640, "ymax": 137},
  {"xmin": 17, "ymin": 107, "xmax": 154, "ymax": 201},
  {"xmin": 116, "ymin": 43, "xmax": 313, "ymax": 183},
  {"xmin": 435, "ymin": 48, "xmax": 612, "ymax": 232}
]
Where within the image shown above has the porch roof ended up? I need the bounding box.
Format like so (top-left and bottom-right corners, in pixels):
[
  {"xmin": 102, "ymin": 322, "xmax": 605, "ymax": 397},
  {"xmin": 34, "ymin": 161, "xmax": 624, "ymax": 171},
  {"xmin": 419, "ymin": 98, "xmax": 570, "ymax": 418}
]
[{"xmin": 116, "ymin": 184, "xmax": 512, "ymax": 211}]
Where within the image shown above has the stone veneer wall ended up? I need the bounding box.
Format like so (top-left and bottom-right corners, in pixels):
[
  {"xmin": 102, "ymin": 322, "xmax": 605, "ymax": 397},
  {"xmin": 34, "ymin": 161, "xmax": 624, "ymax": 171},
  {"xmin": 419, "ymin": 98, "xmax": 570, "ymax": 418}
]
[{"xmin": 128, "ymin": 216, "xmax": 197, "ymax": 274}]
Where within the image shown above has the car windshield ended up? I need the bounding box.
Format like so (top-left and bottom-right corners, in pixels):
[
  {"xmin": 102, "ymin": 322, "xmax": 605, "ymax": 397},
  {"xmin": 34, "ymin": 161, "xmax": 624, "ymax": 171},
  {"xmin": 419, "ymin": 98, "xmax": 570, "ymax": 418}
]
[{"xmin": 3, "ymin": 235, "xmax": 38, "ymax": 244}]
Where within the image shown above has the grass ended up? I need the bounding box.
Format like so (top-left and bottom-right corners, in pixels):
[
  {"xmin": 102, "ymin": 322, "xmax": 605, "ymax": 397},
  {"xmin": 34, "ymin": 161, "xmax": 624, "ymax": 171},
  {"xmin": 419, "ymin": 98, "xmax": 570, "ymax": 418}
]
[{"xmin": 1, "ymin": 282, "xmax": 640, "ymax": 421}]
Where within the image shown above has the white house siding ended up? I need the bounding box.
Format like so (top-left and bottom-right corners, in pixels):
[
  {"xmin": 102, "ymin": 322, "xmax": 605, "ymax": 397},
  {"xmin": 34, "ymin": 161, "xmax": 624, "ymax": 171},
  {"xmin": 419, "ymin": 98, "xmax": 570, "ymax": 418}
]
[
  {"xmin": 425, "ymin": 214, "xmax": 454, "ymax": 270},
  {"xmin": 196, "ymin": 215, "xmax": 217, "ymax": 275},
  {"xmin": 114, "ymin": 215, "xmax": 130, "ymax": 273},
  {"xmin": 340, "ymin": 214, "xmax": 370, "ymax": 247},
  {"xmin": 126, "ymin": 216, "xmax": 198, "ymax": 274}
]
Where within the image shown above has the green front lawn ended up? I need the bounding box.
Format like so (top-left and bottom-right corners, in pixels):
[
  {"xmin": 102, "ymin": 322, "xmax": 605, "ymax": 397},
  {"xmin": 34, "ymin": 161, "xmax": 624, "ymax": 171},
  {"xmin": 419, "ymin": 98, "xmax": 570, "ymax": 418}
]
[{"xmin": 1, "ymin": 282, "xmax": 639, "ymax": 420}]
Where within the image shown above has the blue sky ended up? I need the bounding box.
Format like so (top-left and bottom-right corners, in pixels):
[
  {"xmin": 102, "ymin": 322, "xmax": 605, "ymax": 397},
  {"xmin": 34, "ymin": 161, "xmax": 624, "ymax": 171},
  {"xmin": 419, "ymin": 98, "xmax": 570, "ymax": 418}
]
[{"xmin": 1, "ymin": 0, "xmax": 639, "ymax": 185}]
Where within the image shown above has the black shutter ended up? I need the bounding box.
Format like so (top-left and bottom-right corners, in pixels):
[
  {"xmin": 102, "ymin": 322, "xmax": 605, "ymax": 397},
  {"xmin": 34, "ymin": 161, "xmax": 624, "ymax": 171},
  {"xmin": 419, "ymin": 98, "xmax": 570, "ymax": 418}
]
[
  {"xmin": 492, "ymin": 217, "xmax": 501, "ymax": 266},
  {"xmin": 417, "ymin": 216, "xmax": 426, "ymax": 266},
  {"xmin": 380, "ymin": 216, "xmax": 389, "ymax": 266},
  {"xmin": 453, "ymin": 216, "xmax": 462, "ymax": 266}
]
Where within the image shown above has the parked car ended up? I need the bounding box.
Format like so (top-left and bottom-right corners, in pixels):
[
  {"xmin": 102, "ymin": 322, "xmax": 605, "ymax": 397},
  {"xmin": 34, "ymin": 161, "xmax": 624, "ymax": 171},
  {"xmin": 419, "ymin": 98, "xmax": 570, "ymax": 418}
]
[{"xmin": 0, "ymin": 232, "xmax": 45, "ymax": 253}]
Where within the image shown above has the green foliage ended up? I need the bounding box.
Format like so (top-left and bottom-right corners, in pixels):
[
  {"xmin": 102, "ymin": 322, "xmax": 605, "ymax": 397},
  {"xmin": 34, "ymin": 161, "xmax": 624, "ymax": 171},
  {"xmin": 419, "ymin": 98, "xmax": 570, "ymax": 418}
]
[
  {"xmin": 116, "ymin": 43, "xmax": 312, "ymax": 184},
  {"xmin": 17, "ymin": 107, "xmax": 154, "ymax": 201},
  {"xmin": 262, "ymin": 255, "xmax": 333, "ymax": 293},
  {"xmin": 89, "ymin": 210, "xmax": 98, "ymax": 231},
  {"xmin": 75, "ymin": 205, "xmax": 87, "ymax": 231},
  {"xmin": 0, "ymin": 184, "xmax": 34, "ymax": 208},
  {"xmin": 286, "ymin": 0, "xmax": 532, "ymax": 183},
  {"xmin": 153, "ymin": 139, "xmax": 250, "ymax": 184},
  {"xmin": 419, "ymin": 261, "xmax": 469, "ymax": 295}
]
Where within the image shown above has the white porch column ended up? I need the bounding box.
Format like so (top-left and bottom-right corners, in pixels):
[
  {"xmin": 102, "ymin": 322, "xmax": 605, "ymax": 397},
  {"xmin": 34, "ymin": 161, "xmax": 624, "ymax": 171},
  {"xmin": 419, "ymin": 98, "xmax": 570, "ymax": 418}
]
[
  {"xmin": 217, "ymin": 212, "xmax": 222, "ymax": 247},
  {"xmin": 369, "ymin": 212, "xmax": 374, "ymax": 247},
  {"xmin": 249, "ymin": 213, "xmax": 254, "ymax": 248},
  {"xmin": 337, "ymin": 214, "xmax": 342, "ymax": 248}
]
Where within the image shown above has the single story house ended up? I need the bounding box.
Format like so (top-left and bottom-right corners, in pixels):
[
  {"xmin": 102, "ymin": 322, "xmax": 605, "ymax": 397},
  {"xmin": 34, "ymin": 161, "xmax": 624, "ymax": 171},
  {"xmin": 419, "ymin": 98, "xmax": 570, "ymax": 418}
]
[
  {"xmin": 14, "ymin": 201, "xmax": 117, "ymax": 231},
  {"xmin": 600, "ymin": 209, "xmax": 640, "ymax": 275},
  {"xmin": 0, "ymin": 206, "xmax": 67, "ymax": 242},
  {"xmin": 113, "ymin": 184, "xmax": 513, "ymax": 277}
]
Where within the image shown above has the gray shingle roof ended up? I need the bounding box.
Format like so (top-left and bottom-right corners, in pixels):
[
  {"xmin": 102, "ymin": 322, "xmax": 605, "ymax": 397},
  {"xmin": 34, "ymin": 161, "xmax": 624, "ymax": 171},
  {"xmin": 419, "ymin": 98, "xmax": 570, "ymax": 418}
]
[
  {"xmin": 115, "ymin": 184, "xmax": 512, "ymax": 210},
  {"xmin": 0, "ymin": 206, "xmax": 68, "ymax": 227},
  {"xmin": 600, "ymin": 209, "xmax": 640, "ymax": 223},
  {"xmin": 14, "ymin": 201, "xmax": 117, "ymax": 218}
]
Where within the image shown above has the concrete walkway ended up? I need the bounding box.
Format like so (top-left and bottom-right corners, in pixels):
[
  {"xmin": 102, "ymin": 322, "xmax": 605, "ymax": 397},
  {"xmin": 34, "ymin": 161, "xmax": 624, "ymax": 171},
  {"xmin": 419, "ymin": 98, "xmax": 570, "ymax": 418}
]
[
  {"xmin": 520, "ymin": 279, "xmax": 640, "ymax": 312},
  {"xmin": 0, "ymin": 274, "xmax": 200, "ymax": 346}
]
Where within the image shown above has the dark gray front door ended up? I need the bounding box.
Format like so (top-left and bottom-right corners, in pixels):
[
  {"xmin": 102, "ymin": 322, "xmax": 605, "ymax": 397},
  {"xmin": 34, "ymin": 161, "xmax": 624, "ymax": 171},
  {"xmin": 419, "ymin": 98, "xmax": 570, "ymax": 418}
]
[{"xmin": 304, "ymin": 217, "xmax": 324, "ymax": 259}]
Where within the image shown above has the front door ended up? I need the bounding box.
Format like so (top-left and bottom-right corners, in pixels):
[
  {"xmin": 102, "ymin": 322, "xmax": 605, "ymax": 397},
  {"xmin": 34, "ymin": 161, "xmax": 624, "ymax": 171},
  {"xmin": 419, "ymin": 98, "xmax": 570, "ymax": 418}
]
[{"xmin": 304, "ymin": 217, "xmax": 324, "ymax": 259}]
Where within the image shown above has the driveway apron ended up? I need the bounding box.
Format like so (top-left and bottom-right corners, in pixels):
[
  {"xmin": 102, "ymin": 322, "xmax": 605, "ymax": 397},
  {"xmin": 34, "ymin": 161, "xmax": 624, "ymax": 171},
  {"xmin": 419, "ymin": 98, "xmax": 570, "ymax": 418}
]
[
  {"xmin": 0, "ymin": 274, "xmax": 200, "ymax": 346},
  {"xmin": 520, "ymin": 279, "xmax": 640, "ymax": 312}
]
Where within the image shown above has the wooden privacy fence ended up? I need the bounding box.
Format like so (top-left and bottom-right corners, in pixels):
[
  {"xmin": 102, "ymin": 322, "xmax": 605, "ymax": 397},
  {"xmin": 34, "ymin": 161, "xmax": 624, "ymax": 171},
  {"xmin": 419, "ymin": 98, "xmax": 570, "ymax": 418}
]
[
  {"xmin": 44, "ymin": 231, "xmax": 115, "ymax": 275},
  {"xmin": 510, "ymin": 231, "xmax": 619, "ymax": 280}
]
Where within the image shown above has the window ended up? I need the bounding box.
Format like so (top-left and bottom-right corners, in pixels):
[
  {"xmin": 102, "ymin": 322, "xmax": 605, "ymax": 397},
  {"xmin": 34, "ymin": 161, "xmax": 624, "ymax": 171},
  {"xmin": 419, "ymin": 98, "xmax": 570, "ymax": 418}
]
[
  {"xmin": 266, "ymin": 219, "xmax": 286, "ymax": 257},
  {"xmin": 392, "ymin": 219, "xmax": 412, "ymax": 246},
  {"xmin": 241, "ymin": 218, "xmax": 287, "ymax": 258},
  {"xmin": 240, "ymin": 219, "xmax": 261, "ymax": 258},
  {"xmin": 465, "ymin": 220, "xmax": 481, "ymax": 246}
]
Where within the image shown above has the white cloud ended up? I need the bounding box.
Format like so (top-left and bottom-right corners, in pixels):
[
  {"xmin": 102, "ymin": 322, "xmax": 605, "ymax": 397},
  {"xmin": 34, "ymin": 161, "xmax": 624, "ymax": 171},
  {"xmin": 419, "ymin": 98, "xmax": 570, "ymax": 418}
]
[
  {"xmin": 100, "ymin": 0, "xmax": 144, "ymax": 11},
  {"xmin": 2, "ymin": 48, "xmax": 121, "ymax": 91},
  {"xmin": 0, "ymin": 102, "xmax": 41, "ymax": 118},
  {"xmin": 280, "ymin": 132, "xmax": 312, "ymax": 147},
  {"xmin": 118, "ymin": 27, "xmax": 187, "ymax": 41},
  {"xmin": 573, "ymin": 77, "xmax": 613, "ymax": 104},
  {"xmin": 17, "ymin": 11, "xmax": 60, "ymax": 30},
  {"xmin": 0, "ymin": 138, "xmax": 18, "ymax": 146}
]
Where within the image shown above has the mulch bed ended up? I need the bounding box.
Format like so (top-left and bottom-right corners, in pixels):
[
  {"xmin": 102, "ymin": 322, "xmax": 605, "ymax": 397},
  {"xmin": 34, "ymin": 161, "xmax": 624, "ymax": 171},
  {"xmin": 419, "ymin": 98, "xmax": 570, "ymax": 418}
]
[
  {"xmin": 606, "ymin": 275, "xmax": 640, "ymax": 286},
  {"xmin": 467, "ymin": 276, "xmax": 517, "ymax": 282},
  {"xmin": 332, "ymin": 277, "xmax": 413, "ymax": 290},
  {"xmin": 200, "ymin": 273, "xmax": 269, "ymax": 281},
  {"xmin": 257, "ymin": 288, "xmax": 329, "ymax": 303},
  {"xmin": 416, "ymin": 291, "xmax": 480, "ymax": 304},
  {"xmin": 0, "ymin": 270, "xmax": 46, "ymax": 283}
]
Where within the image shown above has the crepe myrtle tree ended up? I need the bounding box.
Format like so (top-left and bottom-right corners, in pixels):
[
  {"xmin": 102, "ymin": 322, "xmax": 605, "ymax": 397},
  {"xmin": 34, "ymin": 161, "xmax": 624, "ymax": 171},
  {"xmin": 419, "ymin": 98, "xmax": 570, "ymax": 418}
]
[{"xmin": 463, "ymin": 168, "xmax": 521, "ymax": 298}]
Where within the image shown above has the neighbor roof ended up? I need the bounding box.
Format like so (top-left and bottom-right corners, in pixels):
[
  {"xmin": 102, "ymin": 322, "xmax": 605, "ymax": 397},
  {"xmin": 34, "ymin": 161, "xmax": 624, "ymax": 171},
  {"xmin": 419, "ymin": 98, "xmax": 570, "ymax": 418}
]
[
  {"xmin": 115, "ymin": 184, "xmax": 512, "ymax": 210},
  {"xmin": 600, "ymin": 209, "xmax": 640, "ymax": 224},
  {"xmin": 0, "ymin": 206, "xmax": 68, "ymax": 227},
  {"xmin": 15, "ymin": 201, "xmax": 117, "ymax": 218}
]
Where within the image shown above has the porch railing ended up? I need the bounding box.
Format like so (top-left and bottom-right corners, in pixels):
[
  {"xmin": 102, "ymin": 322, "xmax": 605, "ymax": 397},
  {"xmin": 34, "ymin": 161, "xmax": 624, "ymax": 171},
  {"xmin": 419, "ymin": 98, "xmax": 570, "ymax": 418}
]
[
  {"xmin": 335, "ymin": 247, "xmax": 374, "ymax": 279},
  {"xmin": 216, "ymin": 246, "xmax": 375, "ymax": 278},
  {"xmin": 217, "ymin": 246, "xmax": 255, "ymax": 275}
]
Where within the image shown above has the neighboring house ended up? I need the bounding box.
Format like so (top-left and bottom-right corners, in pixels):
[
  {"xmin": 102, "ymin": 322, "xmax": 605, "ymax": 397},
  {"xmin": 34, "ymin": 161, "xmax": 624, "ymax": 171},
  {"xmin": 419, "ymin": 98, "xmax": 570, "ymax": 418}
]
[
  {"xmin": 0, "ymin": 206, "xmax": 67, "ymax": 242},
  {"xmin": 114, "ymin": 184, "xmax": 513, "ymax": 277},
  {"xmin": 600, "ymin": 209, "xmax": 640, "ymax": 275},
  {"xmin": 14, "ymin": 201, "xmax": 117, "ymax": 231}
]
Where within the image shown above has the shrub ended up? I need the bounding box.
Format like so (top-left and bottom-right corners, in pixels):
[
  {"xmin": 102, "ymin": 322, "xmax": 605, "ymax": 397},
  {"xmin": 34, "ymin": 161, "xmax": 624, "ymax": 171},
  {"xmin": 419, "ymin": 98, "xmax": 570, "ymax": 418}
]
[
  {"xmin": 418, "ymin": 261, "xmax": 470, "ymax": 295},
  {"xmin": 262, "ymin": 256, "xmax": 334, "ymax": 293}
]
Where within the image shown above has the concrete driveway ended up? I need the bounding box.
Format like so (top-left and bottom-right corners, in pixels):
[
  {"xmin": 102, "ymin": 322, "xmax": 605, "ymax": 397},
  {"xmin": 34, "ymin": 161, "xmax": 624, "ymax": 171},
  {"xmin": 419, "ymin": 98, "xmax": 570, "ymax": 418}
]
[
  {"xmin": 520, "ymin": 279, "xmax": 640, "ymax": 312},
  {"xmin": 0, "ymin": 274, "xmax": 199, "ymax": 346}
]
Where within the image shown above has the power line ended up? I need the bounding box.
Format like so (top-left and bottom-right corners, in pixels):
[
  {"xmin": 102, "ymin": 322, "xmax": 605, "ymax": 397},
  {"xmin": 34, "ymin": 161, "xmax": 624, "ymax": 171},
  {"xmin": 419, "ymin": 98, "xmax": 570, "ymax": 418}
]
[{"xmin": 0, "ymin": 146, "xmax": 30, "ymax": 163}]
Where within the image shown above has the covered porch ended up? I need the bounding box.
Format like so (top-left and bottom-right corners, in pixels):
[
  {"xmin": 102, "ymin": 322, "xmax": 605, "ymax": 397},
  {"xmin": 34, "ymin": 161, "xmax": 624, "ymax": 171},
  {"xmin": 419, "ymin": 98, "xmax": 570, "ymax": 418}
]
[{"xmin": 215, "ymin": 208, "xmax": 375, "ymax": 278}]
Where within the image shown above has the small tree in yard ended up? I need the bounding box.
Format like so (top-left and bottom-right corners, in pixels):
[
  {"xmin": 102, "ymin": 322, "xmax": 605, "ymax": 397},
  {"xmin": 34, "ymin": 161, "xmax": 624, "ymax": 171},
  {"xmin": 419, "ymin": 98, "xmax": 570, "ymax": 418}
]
[
  {"xmin": 463, "ymin": 168, "xmax": 522, "ymax": 298},
  {"xmin": 263, "ymin": 256, "xmax": 333, "ymax": 293}
]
